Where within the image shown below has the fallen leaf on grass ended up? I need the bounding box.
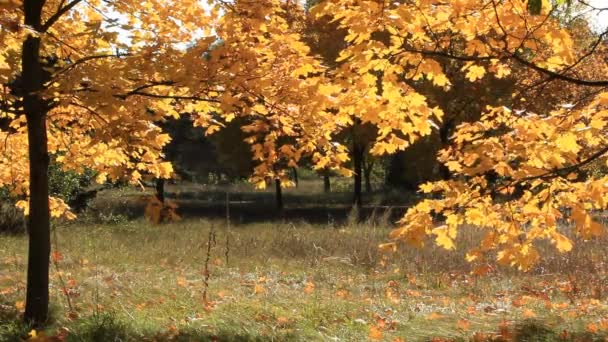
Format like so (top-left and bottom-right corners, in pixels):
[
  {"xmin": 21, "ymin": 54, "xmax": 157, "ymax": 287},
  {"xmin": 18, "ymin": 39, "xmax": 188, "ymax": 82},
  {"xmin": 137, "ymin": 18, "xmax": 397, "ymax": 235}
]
[
  {"xmin": 254, "ymin": 284, "xmax": 265, "ymax": 295},
  {"xmin": 335, "ymin": 289, "xmax": 349, "ymax": 298},
  {"xmin": 51, "ymin": 251, "xmax": 63, "ymax": 263},
  {"xmin": 304, "ymin": 281, "xmax": 315, "ymax": 294},
  {"xmin": 15, "ymin": 300, "xmax": 24, "ymax": 310},
  {"xmin": 369, "ymin": 326, "xmax": 383, "ymax": 340},
  {"xmin": 522, "ymin": 308, "xmax": 536, "ymax": 318},
  {"xmin": 457, "ymin": 319, "xmax": 470, "ymax": 331},
  {"xmin": 426, "ymin": 312, "xmax": 444, "ymax": 320},
  {"xmin": 276, "ymin": 316, "xmax": 290, "ymax": 327},
  {"xmin": 176, "ymin": 277, "xmax": 187, "ymax": 288}
]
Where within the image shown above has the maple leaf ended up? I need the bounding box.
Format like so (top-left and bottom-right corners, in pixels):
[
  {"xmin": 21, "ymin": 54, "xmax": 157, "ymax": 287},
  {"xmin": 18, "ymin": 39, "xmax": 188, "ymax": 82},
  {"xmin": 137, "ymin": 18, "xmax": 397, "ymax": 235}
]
[
  {"xmin": 465, "ymin": 65, "xmax": 486, "ymax": 82},
  {"xmin": 433, "ymin": 225, "xmax": 455, "ymax": 250},
  {"xmin": 551, "ymin": 232, "xmax": 573, "ymax": 253},
  {"xmin": 555, "ymin": 133, "xmax": 580, "ymax": 154}
]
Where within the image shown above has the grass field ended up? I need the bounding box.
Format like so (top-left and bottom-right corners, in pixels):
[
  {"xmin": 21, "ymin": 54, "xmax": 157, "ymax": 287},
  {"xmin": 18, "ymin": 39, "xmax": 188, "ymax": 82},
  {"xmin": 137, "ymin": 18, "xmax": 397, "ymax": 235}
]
[{"xmin": 3, "ymin": 186, "xmax": 608, "ymax": 341}]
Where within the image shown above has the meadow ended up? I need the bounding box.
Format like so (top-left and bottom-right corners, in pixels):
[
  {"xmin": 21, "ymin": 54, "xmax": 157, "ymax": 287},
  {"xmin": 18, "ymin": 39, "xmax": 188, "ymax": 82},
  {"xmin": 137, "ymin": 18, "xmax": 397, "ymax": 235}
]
[{"xmin": 2, "ymin": 184, "xmax": 608, "ymax": 341}]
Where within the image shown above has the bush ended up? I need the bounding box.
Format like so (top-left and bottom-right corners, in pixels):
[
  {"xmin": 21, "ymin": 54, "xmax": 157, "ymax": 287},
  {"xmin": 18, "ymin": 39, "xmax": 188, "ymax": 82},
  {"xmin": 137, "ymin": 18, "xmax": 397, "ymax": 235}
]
[
  {"xmin": 0, "ymin": 202, "xmax": 25, "ymax": 234},
  {"xmin": 48, "ymin": 161, "xmax": 96, "ymax": 204}
]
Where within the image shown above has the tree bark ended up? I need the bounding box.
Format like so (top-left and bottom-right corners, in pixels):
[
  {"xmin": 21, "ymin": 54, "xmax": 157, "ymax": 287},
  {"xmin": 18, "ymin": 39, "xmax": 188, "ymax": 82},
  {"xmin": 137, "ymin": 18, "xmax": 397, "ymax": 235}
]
[
  {"xmin": 363, "ymin": 157, "xmax": 374, "ymax": 193},
  {"xmin": 22, "ymin": 1, "xmax": 51, "ymax": 324},
  {"xmin": 291, "ymin": 167, "xmax": 298, "ymax": 188},
  {"xmin": 155, "ymin": 178, "xmax": 165, "ymax": 203},
  {"xmin": 352, "ymin": 141, "xmax": 363, "ymax": 208},
  {"xmin": 323, "ymin": 169, "xmax": 331, "ymax": 193},
  {"xmin": 275, "ymin": 178, "xmax": 283, "ymax": 212}
]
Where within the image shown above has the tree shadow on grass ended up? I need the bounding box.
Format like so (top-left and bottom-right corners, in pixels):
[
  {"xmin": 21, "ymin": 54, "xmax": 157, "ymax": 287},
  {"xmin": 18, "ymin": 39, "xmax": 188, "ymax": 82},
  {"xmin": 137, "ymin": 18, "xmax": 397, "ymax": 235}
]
[
  {"xmin": 448, "ymin": 319, "xmax": 608, "ymax": 342},
  {"xmin": 57, "ymin": 313, "xmax": 296, "ymax": 342},
  {"xmin": 5, "ymin": 310, "xmax": 608, "ymax": 342}
]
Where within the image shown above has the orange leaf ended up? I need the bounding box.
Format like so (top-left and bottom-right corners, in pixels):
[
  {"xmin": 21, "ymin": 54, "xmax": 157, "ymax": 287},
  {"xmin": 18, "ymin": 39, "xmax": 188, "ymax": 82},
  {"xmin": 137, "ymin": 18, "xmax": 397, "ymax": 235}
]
[
  {"xmin": 304, "ymin": 281, "xmax": 315, "ymax": 294},
  {"xmin": 457, "ymin": 319, "xmax": 471, "ymax": 331},
  {"xmin": 276, "ymin": 316, "xmax": 290, "ymax": 327},
  {"xmin": 426, "ymin": 312, "xmax": 444, "ymax": 320},
  {"xmin": 15, "ymin": 301, "xmax": 24, "ymax": 310},
  {"xmin": 52, "ymin": 251, "xmax": 63, "ymax": 263},
  {"xmin": 522, "ymin": 309, "xmax": 536, "ymax": 318},
  {"xmin": 369, "ymin": 326, "xmax": 383, "ymax": 341},
  {"xmin": 176, "ymin": 277, "xmax": 187, "ymax": 288},
  {"xmin": 335, "ymin": 289, "xmax": 349, "ymax": 298},
  {"xmin": 599, "ymin": 318, "xmax": 608, "ymax": 331},
  {"xmin": 254, "ymin": 284, "xmax": 265, "ymax": 295},
  {"xmin": 587, "ymin": 323, "xmax": 599, "ymax": 333}
]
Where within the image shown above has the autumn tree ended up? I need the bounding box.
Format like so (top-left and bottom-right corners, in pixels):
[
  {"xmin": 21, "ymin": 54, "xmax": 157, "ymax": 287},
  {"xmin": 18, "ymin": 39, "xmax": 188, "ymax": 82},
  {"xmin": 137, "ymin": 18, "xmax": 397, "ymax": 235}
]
[
  {"xmin": 196, "ymin": 0, "xmax": 352, "ymax": 212},
  {"xmin": 1, "ymin": 0, "xmax": 356, "ymax": 326},
  {"xmin": 313, "ymin": 0, "xmax": 608, "ymax": 269}
]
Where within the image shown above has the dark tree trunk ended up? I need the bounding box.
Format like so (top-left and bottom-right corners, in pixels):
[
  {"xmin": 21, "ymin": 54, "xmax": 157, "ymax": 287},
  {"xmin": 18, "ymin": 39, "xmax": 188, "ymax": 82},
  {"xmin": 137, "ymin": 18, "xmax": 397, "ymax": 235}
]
[
  {"xmin": 438, "ymin": 119, "xmax": 454, "ymax": 180},
  {"xmin": 292, "ymin": 167, "xmax": 298, "ymax": 188},
  {"xmin": 323, "ymin": 169, "xmax": 331, "ymax": 193},
  {"xmin": 363, "ymin": 158, "xmax": 374, "ymax": 193},
  {"xmin": 22, "ymin": 2, "xmax": 51, "ymax": 326},
  {"xmin": 275, "ymin": 178, "xmax": 283, "ymax": 212},
  {"xmin": 25, "ymin": 111, "xmax": 51, "ymax": 327},
  {"xmin": 385, "ymin": 152, "xmax": 404, "ymax": 188},
  {"xmin": 155, "ymin": 178, "xmax": 165, "ymax": 203},
  {"xmin": 352, "ymin": 141, "xmax": 363, "ymax": 208}
]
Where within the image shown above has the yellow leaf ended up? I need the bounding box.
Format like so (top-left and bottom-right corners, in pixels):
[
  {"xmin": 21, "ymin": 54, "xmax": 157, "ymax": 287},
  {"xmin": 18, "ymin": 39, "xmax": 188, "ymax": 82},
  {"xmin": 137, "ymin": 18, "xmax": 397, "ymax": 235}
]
[
  {"xmin": 379, "ymin": 242, "xmax": 397, "ymax": 253},
  {"xmin": 555, "ymin": 133, "xmax": 580, "ymax": 153},
  {"xmin": 464, "ymin": 65, "xmax": 486, "ymax": 82},
  {"xmin": 433, "ymin": 225, "xmax": 455, "ymax": 250},
  {"xmin": 551, "ymin": 232, "xmax": 573, "ymax": 253}
]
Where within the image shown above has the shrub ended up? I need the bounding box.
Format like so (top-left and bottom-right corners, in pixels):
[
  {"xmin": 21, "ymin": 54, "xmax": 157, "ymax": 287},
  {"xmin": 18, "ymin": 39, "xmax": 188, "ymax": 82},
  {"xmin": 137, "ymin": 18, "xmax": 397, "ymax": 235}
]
[
  {"xmin": 48, "ymin": 161, "xmax": 96, "ymax": 205},
  {"xmin": 0, "ymin": 202, "xmax": 25, "ymax": 234}
]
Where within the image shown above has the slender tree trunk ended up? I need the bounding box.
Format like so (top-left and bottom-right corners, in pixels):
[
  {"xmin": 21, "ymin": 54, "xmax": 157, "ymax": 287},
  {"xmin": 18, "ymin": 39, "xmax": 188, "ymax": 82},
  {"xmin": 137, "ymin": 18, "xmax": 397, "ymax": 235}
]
[
  {"xmin": 364, "ymin": 158, "xmax": 374, "ymax": 194},
  {"xmin": 22, "ymin": 2, "xmax": 51, "ymax": 325},
  {"xmin": 323, "ymin": 169, "xmax": 331, "ymax": 193},
  {"xmin": 25, "ymin": 113, "xmax": 51, "ymax": 327},
  {"xmin": 292, "ymin": 167, "xmax": 298, "ymax": 188},
  {"xmin": 155, "ymin": 178, "xmax": 165, "ymax": 203},
  {"xmin": 275, "ymin": 178, "xmax": 283, "ymax": 212},
  {"xmin": 352, "ymin": 141, "xmax": 363, "ymax": 208},
  {"xmin": 438, "ymin": 119, "xmax": 453, "ymax": 180}
]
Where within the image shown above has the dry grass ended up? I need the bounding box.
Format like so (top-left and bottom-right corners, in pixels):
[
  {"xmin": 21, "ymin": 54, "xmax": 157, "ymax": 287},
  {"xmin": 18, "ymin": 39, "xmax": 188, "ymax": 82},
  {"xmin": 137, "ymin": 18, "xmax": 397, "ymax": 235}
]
[{"xmin": 2, "ymin": 213, "xmax": 608, "ymax": 341}]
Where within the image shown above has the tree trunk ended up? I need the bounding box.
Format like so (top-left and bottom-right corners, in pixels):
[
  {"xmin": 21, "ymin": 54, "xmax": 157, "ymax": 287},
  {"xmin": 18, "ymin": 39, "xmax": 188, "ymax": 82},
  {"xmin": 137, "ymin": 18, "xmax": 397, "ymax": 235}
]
[
  {"xmin": 24, "ymin": 113, "xmax": 51, "ymax": 327},
  {"xmin": 22, "ymin": 2, "xmax": 51, "ymax": 324},
  {"xmin": 323, "ymin": 169, "xmax": 331, "ymax": 193},
  {"xmin": 155, "ymin": 178, "xmax": 165, "ymax": 203},
  {"xmin": 275, "ymin": 178, "xmax": 283, "ymax": 212},
  {"xmin": 292, "ymin": 167, "xmax": 298, "ymax": 188},
  {"xmin": 364, "ymin": 158, "xmax": 374, "ymax": 193},
  {"xmin": 438, "ymin": 119, "xmax": 453, "ymax": 180},
  {"xmin": 352, "ymin": 141, "xmax": 363, "ymax": 208}
]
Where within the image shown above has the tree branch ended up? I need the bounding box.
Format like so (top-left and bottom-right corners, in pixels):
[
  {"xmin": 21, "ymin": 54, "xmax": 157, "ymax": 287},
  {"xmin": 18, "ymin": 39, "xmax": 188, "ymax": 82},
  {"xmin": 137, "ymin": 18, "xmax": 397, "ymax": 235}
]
[{"xmin": 41, "ymin": 0, "xmax": 84, "ymax": 32}]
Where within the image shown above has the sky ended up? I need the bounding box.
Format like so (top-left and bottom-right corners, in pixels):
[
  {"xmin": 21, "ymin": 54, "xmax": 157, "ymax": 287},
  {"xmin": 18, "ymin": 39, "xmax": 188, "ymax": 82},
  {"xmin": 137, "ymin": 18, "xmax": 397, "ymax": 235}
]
[
  {"xmin": 104, "ymin": 0, "xmax": 608, "ymax": 46},
  {"xmin": 585, "ymin": 0, "xmax": 608, "ymax": 31}
]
